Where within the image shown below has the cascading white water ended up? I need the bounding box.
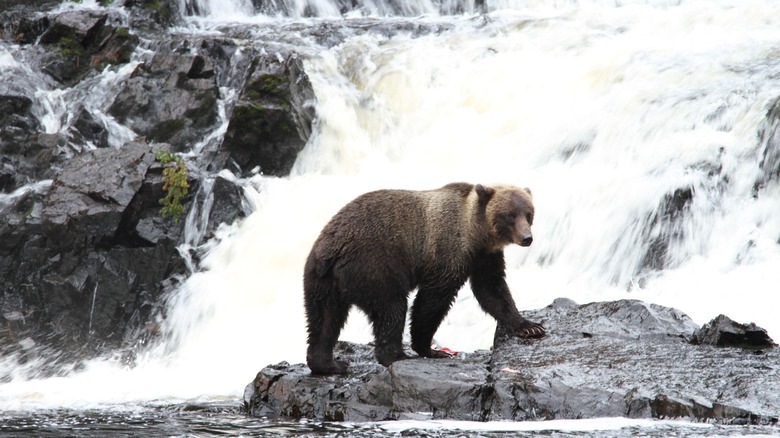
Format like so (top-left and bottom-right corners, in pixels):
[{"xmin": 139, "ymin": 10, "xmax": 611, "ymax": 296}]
[
  {"xmin": 150, "ymin": 0, "xmax": 780, "ymax": 399},
  {"xmin": 179, "ymin": 0, "xmax": 254, "ymax": 19},
  {"xmin": 2, "ymin": 0, "xmax": 780, "ymax": 411}
]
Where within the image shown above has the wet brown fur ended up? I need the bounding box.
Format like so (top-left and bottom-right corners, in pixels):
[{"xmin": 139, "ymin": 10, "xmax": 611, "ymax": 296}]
[{"xmin": 304, "ymin": 182, "xmax": 544, "ymax": 374}]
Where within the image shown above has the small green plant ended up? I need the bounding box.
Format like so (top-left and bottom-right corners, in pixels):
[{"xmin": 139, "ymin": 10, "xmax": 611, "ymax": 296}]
[{"xmin": 155, "ymin": 148, "xmax": 189, "ymax": 222}]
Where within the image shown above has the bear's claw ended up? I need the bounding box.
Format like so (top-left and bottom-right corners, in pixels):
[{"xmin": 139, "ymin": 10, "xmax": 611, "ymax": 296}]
[{"xmin": 516, "ymin": 324, "xmax": 546, "ymax": 338}]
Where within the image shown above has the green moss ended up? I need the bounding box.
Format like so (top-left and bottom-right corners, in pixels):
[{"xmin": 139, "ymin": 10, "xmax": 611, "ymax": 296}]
[
  {"xmin": 58, "ymin": 37, "xmax": 84, "ymax": 57},
  {"xmin": 228, "ymin": 104, "xmax": 266, "ymax": 140},
  {"xmin": 233, "ymin": 103, "xmax": 265, "ymax": 122},
  {"xmin": 247, "ymin": 74, "xmax": 287, "ymax": 100}
]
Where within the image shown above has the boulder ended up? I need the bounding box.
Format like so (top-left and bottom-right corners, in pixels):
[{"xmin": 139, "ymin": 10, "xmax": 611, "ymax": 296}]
[
  {"xmin": 0, "ymin": 140, "xmax": 187, "ymax": 373},
  {"xmin": 124, "ymin": 0, "xmax": 181, "ymax": 30},
  {"xmin": 691, "ymin": 314, "xmax": 775, "ymax": 349},
  {"xmin": 222, "ymin": 52, "xmax": 316, "ymax": 176},
  {"xmin": 245, "ymin": 299, "xmax": 780, "ymax": 425},
  {"xmin": 756, "ymin": 95, "xmax": 780, "ymax": 190},
  {"xmin": 37, "ymin": 10, "xmax": 139, "ymax": 85},
  {"xmin": 109, "ymin": 51, "xmax": 219, "ymax": 151},
  {"xmin": 0, "ymin": 95, "xmax": 48, "ymax": 192},
  {"xmin": 488, "ymin": 299, "xmax": 776, "ymax": 424},
  {"xmin": 244, "ymin": 341, "xmax": 493, "ymax": 422}
]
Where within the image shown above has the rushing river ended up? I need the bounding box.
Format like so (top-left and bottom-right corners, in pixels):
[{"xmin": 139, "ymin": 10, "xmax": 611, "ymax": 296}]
[{"xmin": 2, "ymin": 0, "xmax": 780, "ymax": 435}]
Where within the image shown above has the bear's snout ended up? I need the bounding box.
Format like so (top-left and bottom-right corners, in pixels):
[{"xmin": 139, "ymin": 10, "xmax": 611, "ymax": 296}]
[{"xmin": 519, "ymin": 234, "xmax": 533, "ymax": 247}]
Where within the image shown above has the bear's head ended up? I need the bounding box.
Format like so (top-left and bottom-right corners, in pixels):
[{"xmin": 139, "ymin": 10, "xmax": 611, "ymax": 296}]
[{"xmin": 477, "ymin": 184, "xmax": 534, "ymax": 250}]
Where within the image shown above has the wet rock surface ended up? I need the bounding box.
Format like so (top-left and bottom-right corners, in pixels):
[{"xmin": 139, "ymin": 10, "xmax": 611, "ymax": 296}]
[
  {"xmin": 108, "ymin": 51, "xmax": 219, "ymax": 151},
  {"xmin": 221, "ymin": 52, "xmax": 315, "ymax": 176},
  {"xmin": 691, "ymin": 314, "xmax": 775, "ymax": 349},
  {"xmin": 0, "ymin": 140, "xmax": 184, "ymax": 371},
  {"xmin": 245, "ymin": 299, "xmax": 778, "ymax": 425},
  {"xmin": 0, "ymin": 0, "xmax": 319, "ymax": 368}
]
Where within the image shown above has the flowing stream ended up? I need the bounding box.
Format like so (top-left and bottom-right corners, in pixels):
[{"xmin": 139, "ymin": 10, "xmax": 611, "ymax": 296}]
[{"xmin": 2, "ymin": 0, "xmax": 780, "ymax": 435}]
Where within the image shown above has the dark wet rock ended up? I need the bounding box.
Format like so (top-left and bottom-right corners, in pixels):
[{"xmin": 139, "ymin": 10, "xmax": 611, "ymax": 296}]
[
  {"xmin": 0, "ymin": 0, "xmax": 61, "ymax": 10},
  {"xmin": 0, "ymin": 140, "xmax": 189, "ymax": 374},
  {"xmin": 38, "ymin": 10, "xmax": 108, "ymax": 46},
  {"xmin": 222, "ymin": 52, "xmax": 315, "ymax": 176},
  {"xmin": 0, "ymin": 95, "xmax": 70, "ymax": 192},
  {"xmin": 124, "ymin": 0, "xmax": 181, "ymax": 30},
  {"xmin": 0, "ymin": 2, "xmax": 312, "ymax": 372},
  {"xmin": 691, "ymin": 314, "xmax": 775, "ymax": 349},
  {"xmin": 207, "ymin": 174, "xmax": 247, "ymax": 234},
  {"xmin": 41, "ymin": 140, "xmax": 153, "ymax": 235},
  {"xmin": 756, "ymin": 95, "xmax": 780, "ymax": 191},
  {"xmin": 246, "ymin": 299, "xmax": 779, "ymax": 425},
  {"xmin": 0, "ymin": 13, "xmax": 50, "ymax": 45},
  {"xmin": 640, "ymin": 187, "xmax": 694, "ymax": 274},
  {"xmin": 70, "ymin": 108, "xmax": 110, "ymax": 149},
  {"xmin": 0, "ymin": 0, "xmax": 58, "ymax": 42},
  {"xmin": 109, "ymin": 51, "xmax": 219, "ymax": 151},
  {"xmin": 487, "ymin": 299, "xmax": 779, "ymax": 424},
  {"xmin": 0, "ymin": 95, "xmax": 44, "ymax": 192},
  {"xmin": 35, "ymin": 10, "xmax": 139, "ymax": 85},
  {"xmin": 244, "ymin": 341, "xmax": 493, "ymax": 422}
]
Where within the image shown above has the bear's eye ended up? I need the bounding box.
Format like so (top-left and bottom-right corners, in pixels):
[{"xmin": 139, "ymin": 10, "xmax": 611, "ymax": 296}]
[{"xmin": 527, "ymin": 214, "xmax": 533, "ymax": 225}]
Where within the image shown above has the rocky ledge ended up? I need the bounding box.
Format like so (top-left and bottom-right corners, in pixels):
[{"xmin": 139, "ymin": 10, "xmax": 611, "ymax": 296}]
[{"xmin": 244, "ymin": 299, "xmax": 778, "ymax": 425}]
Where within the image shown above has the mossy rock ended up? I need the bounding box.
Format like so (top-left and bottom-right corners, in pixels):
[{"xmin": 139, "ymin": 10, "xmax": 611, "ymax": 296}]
[
  {"xmin": 38, "ymin": 11, "xmax": 139, "ymax": 85},
  {"xmin": 246, "ymin": 73, "xmax": 289, "ymax": 102}
]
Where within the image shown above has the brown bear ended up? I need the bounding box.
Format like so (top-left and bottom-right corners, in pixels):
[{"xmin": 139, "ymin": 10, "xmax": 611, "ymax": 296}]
[{"xmin": 303, "ymin": 182, "xmax": 545, "ymax": 374}]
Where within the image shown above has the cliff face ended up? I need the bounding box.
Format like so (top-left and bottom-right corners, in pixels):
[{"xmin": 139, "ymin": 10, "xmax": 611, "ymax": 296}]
[{"xmin": 0, "ymin": 0, "xmax": 315, "ymax": 370}]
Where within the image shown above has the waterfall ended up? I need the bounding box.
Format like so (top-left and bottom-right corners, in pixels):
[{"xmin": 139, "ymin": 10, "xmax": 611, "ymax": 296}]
[
  {"xmin": 179, "ymin": 0, "xmax": 254, "ymax": 18},
  {"xmin": 2, "ymin": 0, "xmax": 780, "ymax": 409},
  {"xmin": 159, "ymin": 0, "xmax": 780, "ymax": 397},
  {"xmin": 178, "ymin": 0, "xmax": 698, "ymax": 18}
]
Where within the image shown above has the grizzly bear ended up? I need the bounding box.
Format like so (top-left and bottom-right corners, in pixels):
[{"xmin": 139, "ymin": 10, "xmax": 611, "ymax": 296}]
[{"xmin": 303, "ymin": 182, "xmax": 545, "ymax": 374}]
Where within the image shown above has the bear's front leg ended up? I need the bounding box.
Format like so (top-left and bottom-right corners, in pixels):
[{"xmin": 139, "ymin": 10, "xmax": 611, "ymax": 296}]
[{"xmin": 469, "ymin": 251, "xmax": 546, "ymax": 339}]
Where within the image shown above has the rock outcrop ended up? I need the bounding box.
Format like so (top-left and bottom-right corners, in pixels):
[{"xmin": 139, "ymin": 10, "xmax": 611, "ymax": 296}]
[
  {"xmin": 244, "ymin": 299, "xmax": 778, "ymax": 425},
  {"xmin": 0, "ymin": 0, "xmax": 317, "ymax": 369},
  {"xmin": 221, "ymin": 52, "xmax": 316, "ymax": 176}
]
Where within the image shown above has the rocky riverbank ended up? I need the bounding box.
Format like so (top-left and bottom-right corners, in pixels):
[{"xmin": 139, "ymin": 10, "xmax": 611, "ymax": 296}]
[{"xmin": 244, "ymin": 299, "xmax": 778, "ymax": 425}]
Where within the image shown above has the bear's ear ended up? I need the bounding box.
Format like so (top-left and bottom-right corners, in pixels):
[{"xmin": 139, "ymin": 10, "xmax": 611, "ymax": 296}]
[
  {"xmin": 475, "ymin": 184, "xmax": 495, "ymax": 205},
  {"xmin": 524, "ymin": 187, "xmax": 532, "ymax": 198}
]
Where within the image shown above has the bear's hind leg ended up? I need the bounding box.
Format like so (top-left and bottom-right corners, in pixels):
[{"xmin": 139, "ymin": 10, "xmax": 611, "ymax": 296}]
[
  {"xmin": 410, "ymin": 285, "xmax": 460, "ymax": 359},
  {"xmin": 305, "ymin": 293, "xmax": 351, "ymax": 375},
  {"xmin": 366, "ymin": 299, "xmax": 410, "ymax": 367}
]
